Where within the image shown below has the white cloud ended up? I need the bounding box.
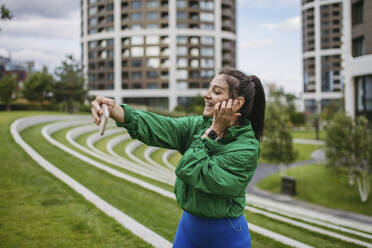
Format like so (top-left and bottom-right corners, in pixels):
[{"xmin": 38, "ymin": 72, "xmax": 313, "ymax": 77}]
[
  {"xmin": 261, "ymin": 16, "xmax": 300, "ymax": 31},
  {"xmin": 240, "ymin": 39, "xmax": 274, "ymax": 48}
]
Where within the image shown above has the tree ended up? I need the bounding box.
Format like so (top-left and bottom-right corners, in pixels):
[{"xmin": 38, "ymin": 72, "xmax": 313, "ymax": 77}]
[
  {"xmin": 53, "ymin": 55, "xmax": 87, "ymax": 113},
  {"xmin": 0, "ymin": 4, "xmax": 12, "ymax": 31},
  {"xmin": 23, "ymin": 67, "xmax": 54, "ymax": 106},
  {"xmin": 261, "ymin": 103, "xmax": 298, "ymax": 176},
  {"xmin": 326, "ymin": 112, "xmax": 372, "ymax": 202},
  {"xmin": 0, "ymin": 74, "xmax": 17, "ymax": 111}
]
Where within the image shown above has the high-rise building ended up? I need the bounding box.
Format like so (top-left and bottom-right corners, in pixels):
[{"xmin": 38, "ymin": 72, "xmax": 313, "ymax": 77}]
[
  {"xmin": 343, "ymin": 0, "xmax": 372, "ymax": 121},
  {"xmin": 301, "ymin": 0, "xmax": 344, "ymax": 114},
  {"xmin": 80, "ymin": 0, "xmax": 236, "ymax": 110}
]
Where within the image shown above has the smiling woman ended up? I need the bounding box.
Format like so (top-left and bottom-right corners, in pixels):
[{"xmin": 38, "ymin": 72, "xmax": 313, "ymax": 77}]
[{"xmin": 90, "ymin": 68, "xmax": 266, "ymax": 248}]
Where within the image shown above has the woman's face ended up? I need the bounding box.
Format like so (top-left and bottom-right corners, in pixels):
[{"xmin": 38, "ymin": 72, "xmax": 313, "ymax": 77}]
[{"xmin": 203, "ymin": 75, "xmax": 231, "ymax": 117}]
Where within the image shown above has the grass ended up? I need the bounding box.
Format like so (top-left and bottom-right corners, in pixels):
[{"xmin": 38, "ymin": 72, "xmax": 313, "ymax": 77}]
[
  {"xmin": 150, "ymin": 148, "xmax": 168, "ymax": 168},
  {"xmin": 132, "ymin": 144, "xmax": 150, "ymax": 163},
  {"xmin": 168, "ymin": 151, "xmax": 182, "ymax": 167},
  {"xmin": 257, "ymin": 164, "xmax": 372, "ymax": 216},
  {"xmin": 0, "ymin": 111, "xmax": 152, "ymax": 248},
  {"xmin": 259, "ymin": 143, "xmax": 322, "ymax": 164},
  {"xmin": 93, "ymin": 131, "xmax": 124, "ymax": 154},
  {"xmin": 291, "ymin": 130, "xmax": 326, "ymax": 141}
]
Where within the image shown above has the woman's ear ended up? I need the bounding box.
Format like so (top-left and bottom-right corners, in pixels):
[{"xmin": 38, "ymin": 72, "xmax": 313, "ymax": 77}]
[{"xmin": 237, "ymin": 96, "xmax": 245, "ymax": 109}]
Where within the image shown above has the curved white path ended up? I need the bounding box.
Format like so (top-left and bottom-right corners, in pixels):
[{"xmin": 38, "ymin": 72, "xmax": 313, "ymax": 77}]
[
  {"xmin": 12, "ymin": 116, "xmax": 372, "ymax": 248},
  {"xmin": 11, "ymin": 116, "xmax": 172, "ymax": 248}
]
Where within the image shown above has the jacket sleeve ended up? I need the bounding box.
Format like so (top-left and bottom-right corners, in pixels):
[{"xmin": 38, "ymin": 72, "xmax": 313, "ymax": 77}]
[
  {"xmin": 175, "ymin": 136, "xmax": 258, "ymax": 197},
  {"xmin": 116, "ymin": 104, "xmax": 198, "ymax": 153}
]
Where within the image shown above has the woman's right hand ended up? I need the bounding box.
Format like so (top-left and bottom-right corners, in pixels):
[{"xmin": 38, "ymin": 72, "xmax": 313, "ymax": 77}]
[{"xmin": 91, "ymin": 96, "xmax": 116, "ymax": 125}]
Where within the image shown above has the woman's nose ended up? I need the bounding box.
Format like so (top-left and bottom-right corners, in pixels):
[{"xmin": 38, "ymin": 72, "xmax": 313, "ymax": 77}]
[{"xmin": 203, "ymin": 90, "xmax": 211, "ymax": 99}]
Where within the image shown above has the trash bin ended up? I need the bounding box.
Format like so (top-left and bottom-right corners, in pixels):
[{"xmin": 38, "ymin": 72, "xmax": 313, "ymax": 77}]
[{"xmin": 281, "ymin": 176, "xmax": 296, "ymax": 196}]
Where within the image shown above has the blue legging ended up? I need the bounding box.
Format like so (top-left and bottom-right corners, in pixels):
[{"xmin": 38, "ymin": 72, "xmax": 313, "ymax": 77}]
[{"xmin": 173, "ymin": 211, "xmax": 251, "ymax": 248}]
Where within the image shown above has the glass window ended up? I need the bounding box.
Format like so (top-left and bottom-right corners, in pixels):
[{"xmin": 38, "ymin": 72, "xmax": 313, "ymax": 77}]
[
  {"xmin": 107, "ymin": 15, "xmax": 114, "ymax": 23},
  {"xmin": 190, "ymin": 37, "xmax": 199, "ymax": 44},
  {"xmin": 123, "ymin": 38, "xmax": 130, "ymax": 45},
  {"xmin": 161, "ymin": 36, "xmax": 170, "ymax": 44},
  {"xmin": 132, "ymin": 1, "xmax": 142, "ymax": 8},
  {"xmin": 201, "ymin": 70, "xmax": 214, "ymax": 78},
  {"xmin": 177, "ymin": 58, "xmax": 187, "ymax": 67},
  {"xmin": 177, "ymin": 11, "xmax": 186, "ymax": 20},
  {"xmin": 131, "ymin": 36, "xmax": 144, "ymax": 45},
  {"xmin": 132, "ymin": 59, "xmax": 142, "ymax": 67},
  {"xmin": 147, "ymin": 83, "xmax": 158, "ymax": 89},
  {"xmin": 200, "ymin": 1, "xmax": 214, "ymax": 10},
  {"xmin": 100, "ymin": 40, "xmax": 107, "ymax": 48},
  {"xmin": 352, "ymin": 36, "xmax": 364, "ymax": 57},
  {"xmin": 357, "ymin": 76, "xmax": 372, "ymax": 112},
  {"xmin": 201, "ymin": 36, "xmax": 214, "ymax": 45},
  {"xmin": 190, "ymin": 48, "xmax": 199, "ymax": 56},
  {"xmin": 177, "ymin": 36, "xmax": 187, "ymax": 44},
  {"xmin": 146, "ymin": 47, "xmax": 160, "ymax": 56},
  {"xmin": 132, "ymin": 71, "xmax": 142, "ymax": 80},
  {"xmin": 89, "ymin": 7, "xmax": 97, "ymax": 15},
  {"xmin": 147, "ymin": 58, "xmax": 160, "ymax": 68},
  {"xmin": 89, "ymin": 0, "xmax": 97, "ymax": 4},
  {"xmin": 89, "ymin": 18, "xmax": 97, "ymax": 26},
  {"xmin": 177, "ymin": 81, "xmax": 188, "ymax": 90},
  {"xmin": 190, "ymin": 59, "xmax": 199, "ymax": 68},
  {"xmin": 201, "ymin": 47, "xmax": 214, "ymax": 56},
  {"xmin": 108, "ymin": 39, "xmax": 114, "ymax": 46},
  {"xmin": 131, "ymin": 47, "xmax": 144, "ymax": 56},
  {"xmin": 100, "ymin": 51, "xmax": 107, "ymax": 59},
  {"xmin": 108, "ymin": 72, "xmax": 114, "ymax": 80},
  {"xmin": 147, "ymin": 71, "xmax": 159, "ymax": 78},
  {"xmin": 122, "ymin": 48, "xmax": 130, "ymax": 57},
  {"xmin": 177, "ymin": 70, "xmax": 188, "ymax": 79},
  {"xmin": 108, "ymin": 61, "xmax": 114, "ymax": 68},
  {"xmin": 200, "ymin": 12, "xmax": 214, "ymax": 22},
  {"xmin": 177, "ymin": 0, "xmax": 187, "ymax": 8},
  {"xmin": 161, "ymin": 47, "xmax": 170, "ymax": 56},
  {"xmin": 131, "ymin": 12, "xmax": 142, "ymax": 21},
  {"xmin": 146, "ymin": 35, "xmax": 159, "ymax": 45},
  {"xmin": 201, "ymin": 23, "xmax": 214, "ymax": 30},
  {"xmin": 108, "ymin": 50, "xmax": 114, "ymax": 58},
  {"xmin": 161, "ymin": 59, "xmax": 170, "ymax": 67},
  {"xmin": 352, "ymin": 0, "xmax": 363, "ymax": 26},
  {"xmin": 107, "ymin": 3, "xmax": 114, "ymax": 11},
  {"xmin": 147, "ymin": 0, "xmax": 158, "ymax": 8},
  {"xmin": 132, "ymin": 24, "xmax": 142, "ymax": 30},
  {"xmin": 201, "ymin": 59, "xmax": 214, "ymax": 68},
  {"xmin": 146, "ymin": 23, "xmax": 158, "ymax": 29},
  {"xmin": 89, "ymin": 41, "xmax": 96, "ymax": 49},
  {"xmin": 177, "ymin": 23, "xmax": 187, "ymax": 28},
  {"xmin": 177, "ymin": 46, "xmax": 187, "ymax": 56},
  {"xmin": 146, "ymin": 12, "xmax": 158, "ymax": 20}
]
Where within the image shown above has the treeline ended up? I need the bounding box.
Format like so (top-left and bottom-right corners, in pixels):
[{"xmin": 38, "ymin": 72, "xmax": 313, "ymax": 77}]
[{"xmin": 0, "ymin": 55, "xmax": 88, "ymax": 113}]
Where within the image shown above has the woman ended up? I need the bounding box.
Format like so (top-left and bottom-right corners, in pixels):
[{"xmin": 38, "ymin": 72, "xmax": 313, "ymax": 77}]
[{"xmin": 91, "ymin": 68, "xmax": 266, "ymax": 248}]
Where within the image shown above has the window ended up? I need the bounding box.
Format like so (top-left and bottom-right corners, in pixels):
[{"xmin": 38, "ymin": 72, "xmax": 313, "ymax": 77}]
[
  {"xmin": 107, "ymin": 15, "xmax": 114, "ymax": 23},
  {"xmin": 177, "ymin": 70, "xmax": 188, "ymax": 79},
  {"xmin": 177, "ymin": 81, "xmax": 188, "ymax": 89},
  {"xmin": 200, "ymin": 1, "xmax": 214, "ymax": 10},
  {"xmin": 146, "ymin": 12, "xmax": 158, "ymax": 20},
  {"xmin": 132, "ymin": 59, "xmax": 142, "ymax": 67},
  {"xmin": 122, "ymin": 48, "xmax": 130, "ymax": 57},
  {"xmin": 132, "ymin": 24, "xmax": 142, "ymax": 30},
  {"xmin": 131, "ymin": 13, "xmax": 142, "ymax": 21},
  {"xmin": 356, "ymin": 76, "xmax": 372, "ymax": 113},
  {"xmin": 190, "ymin": 37, "xmax": 199, "ymax": 44},
  {"xmin": 177, "ymin": 58, "xmax": 187, "ymax": 67},
  {"xmin": 177, "ymin": 0, "xmax": 187, "ymax": 8},
  {"xmin": 89, "ymin": 7, "xmax": 97, "ymax": 15},
  {"xmin": 147, "ymin": 71, "xmax": 159, "ymax": 78},
  {"xmin": 132, "ymin": 1, "xmax": 142, "ymax": 8},
  {"xmin": 108, "ymin": 39, "xmax": 114, "ymax": 46},
  {"xmin": 100, "ymin": 51, "xmax": 107, "ymax": 59},
  {"xmin": 108, "ymin": 50, "xmax": 114, "ymax": 58},
  {"xmin": 89, "ymin": 41, "xmax": 96, "ymax": 49},
  {"xmin": 353, "ymin": 36, "xmax": 364, "ymax": 57},
  {"xmin": 177, "ymin": 46, "xmax": 187, "ymax": 56},
  {"xmin": 201, "ymin": 47, "xmax": 214, "ymax": 56},
  {"xmin": 177, "ymin": 23, "xmax": 187, "ymax": 28},
  {"xmin": 89, "ymin": 18, "xmax": 97, "ymax": 26},
  {"xmin": 352, "ymin": 0, "xmax": 364, "ymax": 26},
  {"xmin": 147, "ymin": 83, "xmax": 158, "ymax": 89},
  {"xmin": 161, "ymin": 59, "xmax": 170, "ymax": 67},
  {"xmin": 177, "ymin": 36, "xmax": 187, "ymax": 44},
  {"xmin": 200, "ymin": 24, "xmax": 214, "ymax": 30},
  {"xmin": 200, "ymin": 12, "xmax": 214, "ymax": 22},
  {"xmin": 190, "ymin": 48, "xmax": 199, "ymax": 56},
  {"xmin": 201, "ymin": 70, "xmax": 214, "ymax": 78},
  {"xmin": 107, "ymin": 3, "xmax": 113, "ymax": 11},
  {"xmin": 146, "ymin": 35, "xmax": 159, "ymax": 44},
  {"xmin": 147, "ymin": 0, "xmax": 158, "ymax": 8},
  {"xmin": 177, "ymin": 11, "xmax": 186, "ymax": 20},
  {"xmin": 201, "ymin": 36, "xmax": 214, "ymax": 45},
  {"xmin": 147, "ymin": 58, "xmax": 160, "ymax": 68},
  {"xmin": 131, "ymin": 47, "xmax": 144, "ymax": 56},
  {"xmin": 190, "ymin": 59, "xmax": 199, "ymax": 68},
  {"xmin": 131, "ymin": 36, "xmax": 144, "ymax": 45},
  {"xmin": 132, "ymin": 71, "xmax": 142, "ymax": 80},
  {"xmin": 146, "ymin": 47, "xmax": 160, "ymax": 56},
  {"xmin": 107, "ymin": 73, "xmax": 114, "ymax": 80},
  {"xmin": 146, "ymin": 24, "xmax": 158, "ymax": 29}
]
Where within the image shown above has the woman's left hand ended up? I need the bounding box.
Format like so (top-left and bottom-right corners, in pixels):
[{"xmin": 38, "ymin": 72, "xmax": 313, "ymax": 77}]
[{"xmin": 211, "ymin": 99, "xmax": 241, "ymax": 135}]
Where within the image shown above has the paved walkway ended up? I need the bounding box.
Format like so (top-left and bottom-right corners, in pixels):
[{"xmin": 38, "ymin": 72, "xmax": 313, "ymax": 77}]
[{"xmin": 246, "ymin": 141, "xmax": 372, "ymax": 226}]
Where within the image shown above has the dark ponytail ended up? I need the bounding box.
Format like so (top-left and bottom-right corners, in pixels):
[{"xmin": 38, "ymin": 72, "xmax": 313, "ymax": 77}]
[{"xmin": 219, "ymin": 68, "xmax": 266, "ymax": 141}]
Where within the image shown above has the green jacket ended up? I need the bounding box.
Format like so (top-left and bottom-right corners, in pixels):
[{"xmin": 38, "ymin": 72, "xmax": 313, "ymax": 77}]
[{"xmin": 116, "ymin": 104, "xmax": 259, "ymax": 218}]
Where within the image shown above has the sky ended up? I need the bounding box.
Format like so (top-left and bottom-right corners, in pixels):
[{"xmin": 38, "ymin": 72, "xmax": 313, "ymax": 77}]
[{"xmin": 0, "ymin": 0, "xmax": 302, "ymax": 94}]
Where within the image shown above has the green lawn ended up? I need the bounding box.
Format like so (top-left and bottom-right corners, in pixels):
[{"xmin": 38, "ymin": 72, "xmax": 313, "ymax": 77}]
[
  {"xmin": 291, "ymin": 130, "xmax": 326, "ymax": 141},
  {"xmin": 168, "ymin": 151, "xmax": 182, "ymax": 167},
  {"xmin": 257, "ymin": 164, "xmax": 372, "ymax": 216},
  {"xmin": 0, "ymin": 111, "xmax": 152, "ymax": 248},
  {"xmin": 259, "ymin": 143, "xmax": 322, "ymax": 164},
  {"xmin": 150, "ymin": 148, "xmax": 169, "ymax": 168}
]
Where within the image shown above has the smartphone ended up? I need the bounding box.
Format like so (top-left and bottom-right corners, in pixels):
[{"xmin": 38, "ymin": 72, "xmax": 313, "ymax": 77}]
[{"xmin": 99, "ymin": 104, "xmax": 109, "ymax": 136}]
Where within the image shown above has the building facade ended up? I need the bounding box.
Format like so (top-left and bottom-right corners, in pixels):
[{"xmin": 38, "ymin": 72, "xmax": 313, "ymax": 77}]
[
  {"xmin": 80, "ymin": 0, "xmax": 236, "ymax": 110},
  {"xmin": 343, "ymin": 0, "xmax": 372, "ymax": 121},
  {"xmin": 302, "ymin": 0, "xmax": 344, "ymax": 114}
]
